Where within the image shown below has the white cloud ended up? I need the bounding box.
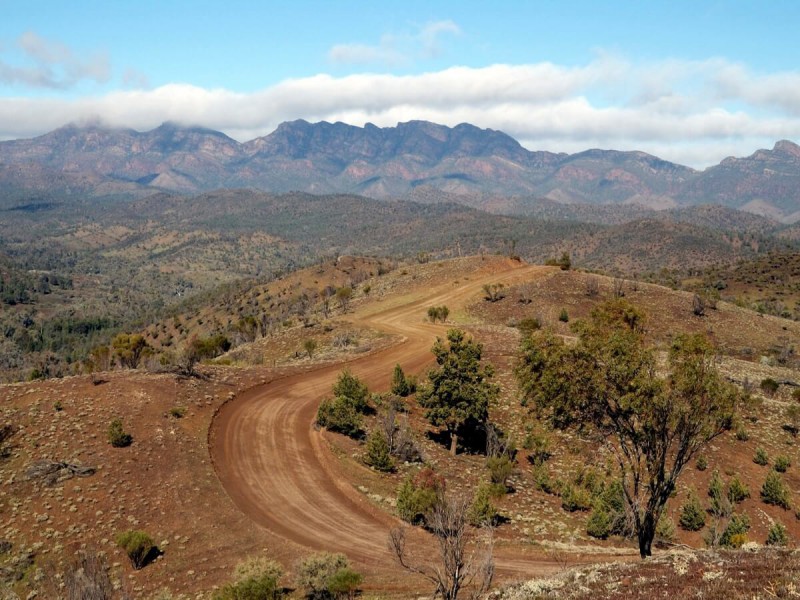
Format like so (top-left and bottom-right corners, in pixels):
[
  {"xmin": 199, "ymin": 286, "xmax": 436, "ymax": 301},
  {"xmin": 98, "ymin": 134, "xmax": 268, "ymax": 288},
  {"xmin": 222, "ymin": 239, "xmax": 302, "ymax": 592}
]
[
  {"xmin": 1, "ymin": 58, "xmax": 800, "ymax": 167},
  {"xmin": 328, "ymin": 20, "xmax": 461, "ymax": 66},
  {"xmin": 0, "ymin": 31, "xmax": 110, "ymax": 89}
]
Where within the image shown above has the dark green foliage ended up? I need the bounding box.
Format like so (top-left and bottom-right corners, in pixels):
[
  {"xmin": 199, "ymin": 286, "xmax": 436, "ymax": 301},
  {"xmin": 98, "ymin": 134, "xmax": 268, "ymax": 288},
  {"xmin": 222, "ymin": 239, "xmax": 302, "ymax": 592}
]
[
  {"xmin": 486, "ymin": 455, "xmax": 514, "ymax": 493},
  {"xmin": 115, "ymin": 530, "xmax": 156, "ymax": 569},
  {"xmin": 720, "ymin": 514, "xmax": 750, "ymax": 548},
  {"xmin": 108, "ymin": 418, "xmax": 132, "ymax": 448},
  {"xmin": 468, "ymin": 483, "xmax": 499, "ymax": 526},
  {"xmin": 754, "ymin": 447, "xmax": 770, "ymax": 466},
  {"xmin": 545, "ymin": 252, "xmax": 571, "ymax": 270},
  {"xmin": 558, "ymin": 308, "xmax": 569, "ymax": 323},
  {"xmin": 761, "ymin": 470, "xmax": 792, "ymax": 509},
  {"xmin": 419, "ymin": 329, "xmax": 499, "ymax": 455},
  {"xmin": 766, "ymin": 522, "xmax": 789, "ymax": 546},
  {"xmin": 332, "ymin": 369, "xmax": 370, "ymax": 413},
  {"xmin": 727, "ymin": 476, "xmax": 750, "ymax": 504},
  {"xmin": 560, "ymin": 484, "xmax": 592, "ymax": 512},
  {"xmin": 735, "ymin": 425, "xmax": 749, "ymax": 441},
  {"xmin": 327, "ymin": 568, "xmax": 363, "ymax": 599},
  {"xmin": 188, "ymin": 334, "xmax": 231, "ymax": 360},
  {"xmin": 295, "ymin": 552, "xmax": 358, "ymax": 599},
  {"xmin": 760, "ymin": 378, "xmax": 779, "ymax": 396},
  {"xmin": 695, "ymin": 455, "xmax": 708, "ymax": 471},
  {"xmin": 522, "ymin": 426, "xmax": 551, "ymax": 466},
  {"xmin": 587, "ymin": 507, "xmax": 613, "ymax": 539},
  {"xmin": 516, "ymin": 317, "xmax": 541, "ymax": 336},
  {"xmin": 775, "ymin": 455, "xmax": 791, "ymax": 473},
  {"xmin": 363, "ymin": 430, "xmax": 393, "ymax": 472},
  {"xmin": 316, "ymin": 397, "xmax": 363, "ymax": 438},
  {"xmin": 396, "ymin": 468, "xmax": 445, "ymax": 525},
  {"xmin": 516, "ymin": 299, "xmax": 743, "ymax": 558},
  {"xmin": 391, "ymin": 364, "xmax": 415, "ymax": 397},
  {"xmin": 679, "ymin": 491, "xmax": 706, "ymax": 531}
]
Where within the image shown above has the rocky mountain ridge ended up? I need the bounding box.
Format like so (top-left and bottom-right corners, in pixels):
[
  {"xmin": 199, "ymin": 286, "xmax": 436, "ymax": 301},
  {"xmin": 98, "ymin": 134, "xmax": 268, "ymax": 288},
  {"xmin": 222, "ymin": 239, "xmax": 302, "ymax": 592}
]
[{"xmin": 1, "ymin": 120, "xmax": 799, "ymax": 221}]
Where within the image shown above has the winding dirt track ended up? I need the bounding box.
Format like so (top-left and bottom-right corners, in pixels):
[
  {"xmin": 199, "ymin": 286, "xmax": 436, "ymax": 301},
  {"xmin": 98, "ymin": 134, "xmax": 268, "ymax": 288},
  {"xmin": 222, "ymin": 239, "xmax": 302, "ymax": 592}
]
[{"xmin": 209, "ymin": 259, "xmax": 562, "ymax": 582}]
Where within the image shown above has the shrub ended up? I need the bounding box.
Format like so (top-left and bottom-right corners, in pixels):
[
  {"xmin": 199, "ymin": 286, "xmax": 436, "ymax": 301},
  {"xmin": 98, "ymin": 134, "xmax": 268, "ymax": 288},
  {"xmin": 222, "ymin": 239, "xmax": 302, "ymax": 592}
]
[
  {"xmin": 363, "ymin": 430, "xmax": 393, "ymax": 472},
  {"xmin": 656, "ymin": 514, "xmax": 676, "ymax": 542},
  {"xmin": 523, "ymin": 428, "xmax": 551, "ymax": 466},
  {"xmin": 396, "ymin": 468, "xmax": 445, "ymax": 525},
  {"xmin": 727, "ymin": 476, "xmax": 750, "ymax": 504},
  {"xmin": 719, "ymin": 514, "xmax": 750, "ymax": 548},
  {"xmin": 168, "ymin": 406, "xmax": 186, "ymax": 419},
  {"xmin": 316, "ymin": 397, "xmax": 363, "ymax": 437},
  {"xmin": 468, "ymin": 483, "xmax": 499, "ymax": 526},
  {"xmin": 679, "ymin": 491, "xmax": 706, "ymax": 531},
  {"xmin": 486, "ymin": 455, "xmax": 514, "ymax": 493},
  {"xmin": 517, "ymin": 317, "xmax": 541, "ymax": 336},
  {"xmin": 391, "ymin": 364, "xmax": 412, "ymax": 397},
  {"xmin": 115, "ymin": 530, "xmax": 156, "ymax": 569},
  {"xmin": 754, "ymin": 447, "xmax": 769, "ymax": 466},
  {"xmin": 586, "ymin": 507, "xmax": 612, "ymax": 539},
  {"xmin": 558, "ymin": 308, "xmax": 569, "ymax": 323},
  {"xmin": 327, "ymin": 567, "xmax": 362, "ymax": 599},
  {"xmin": 695, "ymin": 455, "xmax": 708, "ymax": 471},
  {"xmin": 760, "ymin": 378, "xmax": 780, "ymax": 397},
  {"xmin": 761, "ymin": 470, "xmax": 792, "ymax": 509},
  {"xmin": 295, "ymin": 552, "xmax": 355, "ymax": 599},
  {"xmin": 332, "ymin": 370, "xmax": 370, "ymax": 413},
  {"xmin": 775, "ymin": 455, "xmax": 792, "ymax": 473},
  {"xmin": 560, "ymin": 484, "xmax": 592, "ymax": 512},
  {"xmin": 108, "ymin": 418, "xmax": 132, "ymax": 448},
  {"xmin": 735, "ymin": 425, "xmax": 749, "ymax": 441},
  {"xmin": 766, "ymin": 522, "xmax": 789, "ymax": 546}
]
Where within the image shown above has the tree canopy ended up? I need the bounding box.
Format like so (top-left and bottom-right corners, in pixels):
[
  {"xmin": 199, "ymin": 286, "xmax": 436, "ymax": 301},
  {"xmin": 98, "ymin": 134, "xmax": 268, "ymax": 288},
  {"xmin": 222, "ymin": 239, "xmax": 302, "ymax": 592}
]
[
  {"xmin": 516, "ymin": 299, "xmax": 744, "ymax": 558},
  {"xmin": 419, "ymin": 329, "xmax": 498, "ymax": 455}
]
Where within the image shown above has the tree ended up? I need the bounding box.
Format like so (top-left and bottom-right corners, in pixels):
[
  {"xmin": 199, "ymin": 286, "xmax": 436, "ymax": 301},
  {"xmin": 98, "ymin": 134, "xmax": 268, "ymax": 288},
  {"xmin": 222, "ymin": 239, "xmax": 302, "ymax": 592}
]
[
  {"xmin": 335, "ymin": 287, "xmax": 352, "ymax": 312},
  {"xmin": 516, "ymin": 299, "xmax": 743, "ymax": 558},
  {"xmin": 112, "ymin": 333, "xmax": 150, "ymax": 369},
  {"xmin": 332, "ymin": 369, "xmax": 369, "ymax": 413},
  {"xmin": 391, "ymin": 364, "xmax": 411, "ymax": 397},
  {"xmin": 419, "ymin": 329, "xmax": 499, "ymax": 455},
  {"xmin": 364, "ymin": 430, "xmax": 394, "ymax": 472},
  {"xmin": 390, "ymin": 493, "xmax": 494, "ymax": 600}
]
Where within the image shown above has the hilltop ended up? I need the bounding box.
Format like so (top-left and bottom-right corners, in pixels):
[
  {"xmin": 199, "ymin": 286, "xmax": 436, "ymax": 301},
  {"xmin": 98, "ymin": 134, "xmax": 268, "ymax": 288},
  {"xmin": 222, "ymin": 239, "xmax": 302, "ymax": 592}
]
[{"xmin": 0, "ymin": 255, "xmax": 799, "ymax": 598}]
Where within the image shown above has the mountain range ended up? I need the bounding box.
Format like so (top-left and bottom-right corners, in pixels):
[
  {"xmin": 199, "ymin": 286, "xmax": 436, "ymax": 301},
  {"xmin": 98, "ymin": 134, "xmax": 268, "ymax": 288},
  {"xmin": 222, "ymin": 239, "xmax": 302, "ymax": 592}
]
[{"xmin": 1, "ymin": 120, "xmax": 800, "ymax": 222}]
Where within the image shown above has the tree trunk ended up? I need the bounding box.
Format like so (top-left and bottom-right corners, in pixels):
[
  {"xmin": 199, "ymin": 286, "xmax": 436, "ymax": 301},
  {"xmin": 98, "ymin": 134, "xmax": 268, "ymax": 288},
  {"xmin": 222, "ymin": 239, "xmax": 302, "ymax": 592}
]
[
  {"xmin": 449, "ymin": 431, "xmax": 458, "ymax": 455},
  {"xmin": 638, "ymin": 512, "xmax": 656, "ymax": 558}
]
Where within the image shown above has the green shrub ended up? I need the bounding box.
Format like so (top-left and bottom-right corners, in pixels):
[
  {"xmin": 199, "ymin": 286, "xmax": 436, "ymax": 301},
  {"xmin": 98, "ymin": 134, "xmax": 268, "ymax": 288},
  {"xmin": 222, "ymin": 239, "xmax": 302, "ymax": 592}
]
[
  {"xmin": 469, "ymin": 483, "xmax": 499, "ymax": 527},
  {"xmin": 760, "ymin": 378, "xmax": 780, "ymax": 396},
  {"xmin": 695, "ymin": 455, "xmax": 708, "ymax": 471},
  {"xmin": 735, "ymin": 425, "xmax": 749, "ymax": 441},
  {"xmin": 332, "ymin": 370, "xmax": 370, "ymax": 413},
  {"xmin": 363, "ymin": 430, "xmax": 393, "ymax": 472},
  {"xmin": 558, "ymin": 309, "xmax": 569, "ymax": 323},
  {"xmin": 727, "ymin": 476, "xmax": 750, "ymax": 504},
  {"xmin": 316, "ymin": 397, "xmax": 363, "ymax": 438},
  {"xmin": 108, "ymin": 418, "xmax": 132, "ymax": 448},
  {"xmin": 390, "ymin": 364, "xmax": 414, "ymax": 397},
  {"xmin": 586, "ymin": 507, "xmax": 612, "ymax": 539},
  {"xmin": 295, "ymin": 552, "xmax": 355, "ymax": 599},
  {"xmin": 766, "ymin": 522, "xmax": 789, "ymax": 547},
  {"xmin": 115, "ymin": 530, "xmax": 156, "ymax": 569},
  {"xmin": 168, "ymin": 406, "xmax": 186, "ymax": 419},
  {"xmin": 679, "ymin": 491, "xmax": 706, "ymax": 531},
  {"xmin": 754, "ymin": 447, "xmax": 769, "ymax": 466},
  {"xmin": 523, "ymin": 428, "xmax": 551, "ymax": 466},
  {"xmin": 761, "ymin": 470, "xmax": 792, "ymax": 509},
  {"xmin": 517, "ymin": 317, "xmax": 542, "ymax": 336},
  {"xmin": 396, "ymin": 468, "xmax": 445, "ymax": 525},
  {"xmin": 561, "ymin": 484, "xmax": 592, "ymax": 512},
  {"xmin": 656, "ymin": 514, "xmax": 676, "ymax": 542},
  {"xmin": 775, "ymin": 455, "xmax": 792, "ymax": 473},
  {"xmin": 214, "ymin": 574, "xmax": 282, "ymax": 600},
  {"xmin": 486, "ymin": 455, "xmax": 514, "ymax": 493},
  {"xmin": 327, "ymin": 567, "xmax": 362, "ymax": 599},
  {"xmin": 719, "ymin": 514, "xmax": 750, "ymax": 548},
  {"xmin": 532, "ymin": 465, "xmax": 557, "ymax": 495}
]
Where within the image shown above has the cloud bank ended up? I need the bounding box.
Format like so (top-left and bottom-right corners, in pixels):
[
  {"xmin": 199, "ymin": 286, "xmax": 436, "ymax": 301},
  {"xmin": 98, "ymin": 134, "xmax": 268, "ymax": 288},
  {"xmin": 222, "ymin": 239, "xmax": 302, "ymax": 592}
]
[{"xmin": 1, "ymin": 56, "xmax": 799, "ymax": 167}]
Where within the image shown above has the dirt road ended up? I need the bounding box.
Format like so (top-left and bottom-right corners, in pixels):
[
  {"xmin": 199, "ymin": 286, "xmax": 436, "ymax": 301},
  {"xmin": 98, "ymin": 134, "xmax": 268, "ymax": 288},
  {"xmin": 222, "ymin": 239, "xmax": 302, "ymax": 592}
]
[{"xmin": 209, "ymin": 259, "xmax": 563, "ymax": 583}]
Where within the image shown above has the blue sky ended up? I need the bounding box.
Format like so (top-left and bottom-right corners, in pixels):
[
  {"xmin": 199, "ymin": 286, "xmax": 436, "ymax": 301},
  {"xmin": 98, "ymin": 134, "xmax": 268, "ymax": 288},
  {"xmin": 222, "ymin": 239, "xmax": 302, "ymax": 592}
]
[{"xmin": 2, "ymin": 0, "xmax": 800, "ymax": 166}]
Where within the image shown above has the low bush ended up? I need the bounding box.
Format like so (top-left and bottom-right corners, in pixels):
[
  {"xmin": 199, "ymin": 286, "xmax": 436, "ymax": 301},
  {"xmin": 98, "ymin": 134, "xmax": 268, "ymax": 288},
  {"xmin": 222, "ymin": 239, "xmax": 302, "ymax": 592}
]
[
  {"xmin": 761, "ymin": 470, "xmax": 792, "ymax": 509},
  {"xmin": 760, "ymin": 378, "xmax": 780, "ymax": 396},
  {"xmin": 316, "ymin": 397, "xmax": 363, "ymax": 438},
  {"xmin": 727, "ymin": 476, "xmax": 750, "ymax": 504},
  {"xmin": 775, "ymin": 455, "xmax": 792, "ymax": 473},
  {"xmin": 396, "ymin": 468, "xmax": 445, "ymax": 525},
  {"xmin": 560, "ymin": 484, "xmax": 592, "ymax": 512},
  {"xmin": 720, "ymin": 514, "xmax": 750, "ymax": 548},
  {"xmin": 296, "ymin": 552, "xmax": 360, "ymax": 599},
  {"xmin": 363, "ymin": 430, "xmax": 393, "ymax": 472},
  {"xmin": 766, "ymin": 522, "xmax": 789, "ymax": 546},
  {"xmin": 586, "ymin": 507, "xmax": 612, "ymax": 539},
  {"xmin": 679, "ymin": 491, "xmax": 706, "ymax": 531},
  {"xmin": 469, "ymin": 483, "xmax": 499, "ymax": 527},
  {"xmin": 108, "ymin": 418, "xmax": 132, "ymax": 448},
  {"xmin": 115, "ymin": 530, "xmax": 156, "ymax": 569},
  {"xmin": 754, "ymin": 447, "xmax": 769, "ymax": 466}
]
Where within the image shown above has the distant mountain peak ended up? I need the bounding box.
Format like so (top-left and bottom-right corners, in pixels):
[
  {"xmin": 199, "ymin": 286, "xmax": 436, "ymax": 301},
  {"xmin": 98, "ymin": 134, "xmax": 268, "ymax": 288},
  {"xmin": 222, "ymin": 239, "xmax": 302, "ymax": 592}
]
[{"xmin": 774, "ymin": 139, "xmax": 800, "ymax": 158}]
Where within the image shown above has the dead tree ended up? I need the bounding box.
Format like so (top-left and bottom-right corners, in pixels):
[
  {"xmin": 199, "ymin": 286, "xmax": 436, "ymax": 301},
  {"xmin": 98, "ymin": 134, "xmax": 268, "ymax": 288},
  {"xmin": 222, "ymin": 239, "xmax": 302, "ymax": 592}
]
[{"xmin": 389, "ymin": 494, "xmax": 494, "ymax": 600}]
